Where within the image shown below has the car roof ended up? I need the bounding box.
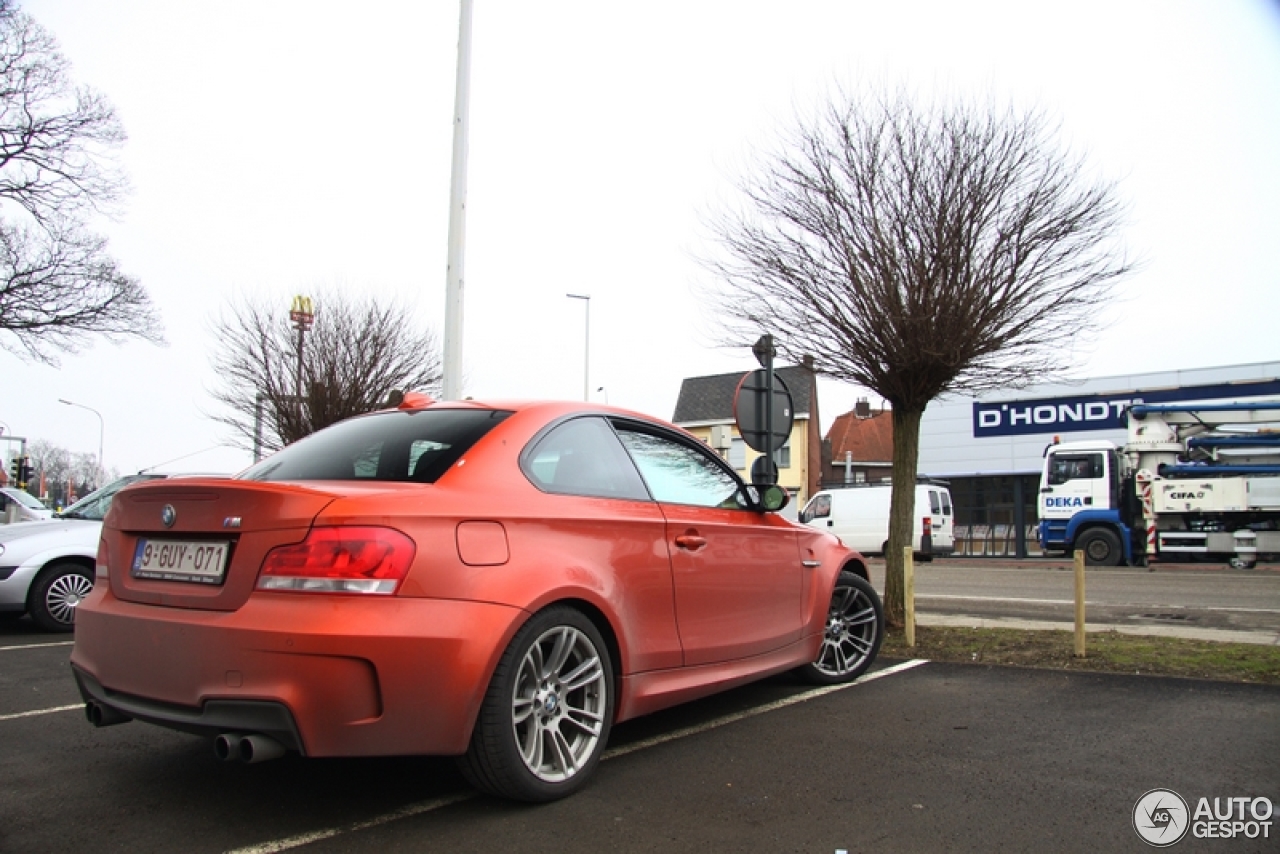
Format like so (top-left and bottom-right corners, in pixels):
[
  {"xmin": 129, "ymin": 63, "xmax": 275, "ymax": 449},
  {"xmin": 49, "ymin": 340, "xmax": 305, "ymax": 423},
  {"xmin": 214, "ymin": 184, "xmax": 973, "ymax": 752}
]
[{"xmin": 387, "ymin": 398, "xmax": 684, "ymax": 432}]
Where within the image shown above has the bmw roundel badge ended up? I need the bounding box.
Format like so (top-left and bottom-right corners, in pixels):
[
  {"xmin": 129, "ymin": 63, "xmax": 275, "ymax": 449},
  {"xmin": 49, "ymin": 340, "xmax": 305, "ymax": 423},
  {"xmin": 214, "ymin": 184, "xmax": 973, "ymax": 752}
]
[{"xmin": 161, "ymin": 504, "xmax": 177, "ymax": 528}]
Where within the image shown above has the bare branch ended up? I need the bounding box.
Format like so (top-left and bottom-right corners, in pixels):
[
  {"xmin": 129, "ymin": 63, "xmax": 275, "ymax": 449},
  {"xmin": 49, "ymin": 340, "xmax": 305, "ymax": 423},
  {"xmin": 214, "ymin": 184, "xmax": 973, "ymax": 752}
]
[
  {"xmin": 702, "ymin": 91, "xmax": 1130, "ymax": 411},
  {"xmin": 0, "ymin": 3, "xmax": 158, "ymax": 364},
  {"xmin": 208, "ymin": 291, "xmax": 444, "ymax": 453},
  {"xmin": 700, "ymin": 87, "xmax": 1130, "ymax": 624}
]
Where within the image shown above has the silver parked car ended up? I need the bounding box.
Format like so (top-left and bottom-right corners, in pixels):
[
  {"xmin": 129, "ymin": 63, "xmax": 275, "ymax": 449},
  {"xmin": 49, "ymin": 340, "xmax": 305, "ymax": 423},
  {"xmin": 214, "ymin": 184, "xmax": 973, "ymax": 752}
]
[{"xmin": 0, "ymin": 475, "xmax": 165, "ymax": 631}]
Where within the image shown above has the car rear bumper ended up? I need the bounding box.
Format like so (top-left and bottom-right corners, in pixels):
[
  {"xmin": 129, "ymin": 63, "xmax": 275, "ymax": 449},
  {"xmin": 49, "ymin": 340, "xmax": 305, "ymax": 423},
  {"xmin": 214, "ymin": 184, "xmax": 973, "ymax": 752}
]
[
  {"xmin": 70, "ymin": 584, "xmax": 527, "ymax": 757},
  {"xmin": 72, "ymin": 666, "xmax": 306, "ymax": 750}
]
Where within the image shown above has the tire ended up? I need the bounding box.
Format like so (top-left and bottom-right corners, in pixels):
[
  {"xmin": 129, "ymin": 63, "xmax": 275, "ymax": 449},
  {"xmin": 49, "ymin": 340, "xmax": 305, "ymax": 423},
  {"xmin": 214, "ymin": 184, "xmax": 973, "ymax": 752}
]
[
  {"xmin": 1076, "ymin": 528, "xmax": 1123, "ymax": 567},
  {"xmin": 796, "ymin": 571, "xmax": 884, "ymax": 685},
  {"xmin": 28, "ymin": 562, "xmax": 94, "ymax": 632},
  {"xmin": 459, "ymin": 606, "xmax": 614, "ymax": 802}
]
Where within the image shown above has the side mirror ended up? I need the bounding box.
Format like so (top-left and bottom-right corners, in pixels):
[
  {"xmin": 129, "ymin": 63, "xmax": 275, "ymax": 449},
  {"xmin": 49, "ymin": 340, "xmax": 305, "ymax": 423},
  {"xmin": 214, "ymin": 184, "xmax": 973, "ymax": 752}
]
[{"xmin": 758, "ymin": 484, "xmax": 790, "ymax": 513}]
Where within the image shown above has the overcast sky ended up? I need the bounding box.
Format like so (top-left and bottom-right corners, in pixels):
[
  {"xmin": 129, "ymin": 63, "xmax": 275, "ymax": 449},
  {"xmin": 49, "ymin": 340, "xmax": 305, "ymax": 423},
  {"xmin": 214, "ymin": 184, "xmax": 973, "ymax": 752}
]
[{"xmin": 3, "ymin": 0, "xmax": 1279, "ymax": 477}]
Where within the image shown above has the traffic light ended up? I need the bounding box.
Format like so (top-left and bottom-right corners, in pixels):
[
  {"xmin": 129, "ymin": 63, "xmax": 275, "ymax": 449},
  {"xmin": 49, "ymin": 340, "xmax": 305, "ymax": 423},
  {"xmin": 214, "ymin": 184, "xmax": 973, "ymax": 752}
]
[
  {"xmin": 19, "ymin": 457, "xmax": 33, "ymax": 489},
  {"xmin": 7, "ymin": 457, "xmax": 17, "ymax": 486}
]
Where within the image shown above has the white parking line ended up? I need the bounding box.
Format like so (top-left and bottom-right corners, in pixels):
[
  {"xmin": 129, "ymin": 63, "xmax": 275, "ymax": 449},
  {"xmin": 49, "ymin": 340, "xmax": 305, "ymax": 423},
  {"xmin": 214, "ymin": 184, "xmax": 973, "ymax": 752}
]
[
  {"xmin": 603, "ymin": 658, "xmax": 929, "ymax": 760},
  {"xmin": 226, "ymin": 795, "xmax": 475, "ymax": 854},
  {"xmin": 0, "ymin": 704, "xmax": 82, "ymax": 722},
  {"xmin": 0, "ymin": 640, "xmax": 75, "ymax": 652},
  {"xmin": 223, "ymin": 659, "xmax": 929, "ymax": 854}
]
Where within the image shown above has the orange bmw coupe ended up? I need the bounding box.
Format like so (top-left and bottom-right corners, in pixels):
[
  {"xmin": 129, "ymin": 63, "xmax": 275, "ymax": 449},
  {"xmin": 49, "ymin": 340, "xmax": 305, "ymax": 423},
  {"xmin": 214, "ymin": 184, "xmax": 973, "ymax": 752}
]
[{"xmin": 71, "ymin": 397, "xmax": 882, "ymax": 801}]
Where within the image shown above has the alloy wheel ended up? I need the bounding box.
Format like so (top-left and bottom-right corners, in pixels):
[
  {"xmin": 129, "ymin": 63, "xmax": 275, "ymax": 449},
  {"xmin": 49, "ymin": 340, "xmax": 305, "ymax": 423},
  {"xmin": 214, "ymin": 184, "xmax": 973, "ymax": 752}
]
[{"xmin": 510, "ymin": 624, "xmax": 608, "ymax": 783}]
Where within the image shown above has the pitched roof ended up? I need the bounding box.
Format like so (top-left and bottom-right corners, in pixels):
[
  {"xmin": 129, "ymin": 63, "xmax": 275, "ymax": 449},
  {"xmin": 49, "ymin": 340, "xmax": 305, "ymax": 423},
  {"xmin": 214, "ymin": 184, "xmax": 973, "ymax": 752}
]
[
  {"xmin": 672, "ymin": 365, "xmax": 815, "ymax": 424},
  {"xmin": 826, "ymin": 409, "xmax": 894, "ymax": 463}
]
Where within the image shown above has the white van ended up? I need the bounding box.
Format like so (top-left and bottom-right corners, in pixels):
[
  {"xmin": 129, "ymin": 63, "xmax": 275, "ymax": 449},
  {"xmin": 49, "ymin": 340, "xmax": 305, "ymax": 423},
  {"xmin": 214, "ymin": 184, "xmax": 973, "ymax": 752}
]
[{"xmin": 799, "ymin": 482, "xmax": 954, "ymax": 559}]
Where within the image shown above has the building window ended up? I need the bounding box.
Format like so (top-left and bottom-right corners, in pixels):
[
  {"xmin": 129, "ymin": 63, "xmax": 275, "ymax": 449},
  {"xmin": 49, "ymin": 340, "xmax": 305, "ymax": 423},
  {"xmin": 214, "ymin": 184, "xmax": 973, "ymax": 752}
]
[{"xmin": 778, "ymin": 441, "xmax": 791, "ymax": 468}]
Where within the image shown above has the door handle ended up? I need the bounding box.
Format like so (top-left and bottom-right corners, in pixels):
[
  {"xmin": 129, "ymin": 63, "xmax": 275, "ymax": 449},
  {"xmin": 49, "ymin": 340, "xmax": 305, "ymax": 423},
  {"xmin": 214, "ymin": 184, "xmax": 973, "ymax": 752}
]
[
  {"xmin": 1040, "ymin": 488, "xmax": 1053, "ymax": 494},
  {"xmin": 826, "ymin": 520, "xmax": 833, "ymax": 527},
  {"xmin": 674, "ymin": 534, "xmax": 707, "ymax": 551}
]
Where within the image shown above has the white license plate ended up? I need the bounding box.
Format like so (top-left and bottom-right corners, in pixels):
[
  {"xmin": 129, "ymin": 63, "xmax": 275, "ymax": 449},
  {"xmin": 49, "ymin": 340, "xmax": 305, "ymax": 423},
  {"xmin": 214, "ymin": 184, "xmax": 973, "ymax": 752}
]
[{"xmin": 132, "ymin": 539, "xmax": 230, "ymax": 584}]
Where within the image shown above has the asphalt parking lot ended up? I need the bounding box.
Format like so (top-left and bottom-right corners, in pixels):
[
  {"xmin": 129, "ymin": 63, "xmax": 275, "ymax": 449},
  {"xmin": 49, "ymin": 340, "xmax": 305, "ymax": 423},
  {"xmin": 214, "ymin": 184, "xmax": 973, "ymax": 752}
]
[{"xmin": 3, "ymin": 620, "xmax": 1277, "ymax": 853}]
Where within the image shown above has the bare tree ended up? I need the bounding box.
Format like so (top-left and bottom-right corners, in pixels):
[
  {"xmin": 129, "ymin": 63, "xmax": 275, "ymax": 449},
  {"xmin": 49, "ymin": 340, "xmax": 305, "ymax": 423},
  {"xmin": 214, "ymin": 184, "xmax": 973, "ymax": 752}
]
[
  {"xmin": 25, "ymin": 438, "xmax": 113, "ymax": 506},
  {"xmin": 209, "ymin": 291, "xmax": 444, "ymax": 454},
  {"xmin": 702, "ymin": 90, "xmax": 1130, "ymax": 625},
  {"xmin": 26, "ymin": 439, "xmax": 69, "ymax": 491},
  {"xmin": 0, "ymin": 1, "xmax": 162, "ymax": 364}
]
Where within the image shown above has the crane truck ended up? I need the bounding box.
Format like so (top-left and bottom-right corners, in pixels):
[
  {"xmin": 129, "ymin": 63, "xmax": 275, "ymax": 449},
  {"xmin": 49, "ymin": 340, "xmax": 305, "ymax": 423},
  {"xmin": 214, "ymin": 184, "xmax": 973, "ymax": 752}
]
[{"xmin": 1037, "ymin": 402, "xmax": 1280, "ymax": 567}]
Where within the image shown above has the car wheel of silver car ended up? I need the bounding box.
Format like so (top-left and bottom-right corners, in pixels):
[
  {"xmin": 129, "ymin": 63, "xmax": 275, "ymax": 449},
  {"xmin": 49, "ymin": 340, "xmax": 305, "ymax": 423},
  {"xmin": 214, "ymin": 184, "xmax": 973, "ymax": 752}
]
[
  {"xmin": 459, "ymin": 606, "xmax": 614, "ymax": 802},
  {"xmin": 28, "ymin": 562, "xmax": 94, "ymax": 633},
  {"xmin": 797, "ymin": 570, "xmax": 884, "ymax": 685}
]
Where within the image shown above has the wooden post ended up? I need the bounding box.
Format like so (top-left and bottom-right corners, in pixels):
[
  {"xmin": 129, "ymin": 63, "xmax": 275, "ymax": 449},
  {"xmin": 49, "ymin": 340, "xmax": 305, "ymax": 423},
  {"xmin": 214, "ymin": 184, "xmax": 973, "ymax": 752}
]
[
  {"xmin": 1073, "ymin": 549, "xmax": 1086, "ymax": 658},
  {"xmin": 904, "ymin": 545, "xmax": 916, "ymax": 648}
]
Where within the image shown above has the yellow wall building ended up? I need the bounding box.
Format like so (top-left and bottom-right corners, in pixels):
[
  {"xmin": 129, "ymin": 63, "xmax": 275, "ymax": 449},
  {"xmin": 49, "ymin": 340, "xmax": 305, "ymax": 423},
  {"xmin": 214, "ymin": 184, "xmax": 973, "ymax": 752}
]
[{"xmin": 672, "ymin": 363, "xmax": 822, "ymax": 506}]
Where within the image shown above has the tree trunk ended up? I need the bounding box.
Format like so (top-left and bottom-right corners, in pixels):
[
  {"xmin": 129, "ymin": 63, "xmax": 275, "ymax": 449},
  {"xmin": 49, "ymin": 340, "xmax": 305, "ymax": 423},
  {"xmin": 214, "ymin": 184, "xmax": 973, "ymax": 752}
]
[{"xmin": 883, "ymin": 407, "xmax": 923, "ymax": 627}]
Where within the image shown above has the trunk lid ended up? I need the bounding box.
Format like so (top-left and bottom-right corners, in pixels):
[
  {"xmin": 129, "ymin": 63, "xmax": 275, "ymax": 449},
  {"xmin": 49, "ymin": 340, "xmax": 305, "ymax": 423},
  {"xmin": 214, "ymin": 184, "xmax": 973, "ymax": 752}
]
[{"xmin": 102, "ymin": 478, "xmax": 342, "ymax": 611}]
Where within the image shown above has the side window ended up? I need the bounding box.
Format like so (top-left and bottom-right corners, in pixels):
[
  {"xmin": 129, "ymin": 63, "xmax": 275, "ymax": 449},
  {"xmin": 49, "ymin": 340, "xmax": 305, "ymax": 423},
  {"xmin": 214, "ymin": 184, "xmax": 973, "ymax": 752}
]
[
  {"xmin": 800, "ymin": 493, "xmax": 831, "ymax": 523},
  {"xmin": 1048, "ymin": 453, "xmax": 1103, "ymax": 485},
  {"xmin": 523, "ymin": 417, "xmax": 650, "ymax": 500},
  {"xmin": 616, "ymin": 425, "xmax": 744, "ymax": 509},
  {"xmin": 928, "ymin": 490, "xmax": 941, "ymax": 515},
  {"xmin": 941, "ymin": 490, "xmax": 952, "ymax": 515}
]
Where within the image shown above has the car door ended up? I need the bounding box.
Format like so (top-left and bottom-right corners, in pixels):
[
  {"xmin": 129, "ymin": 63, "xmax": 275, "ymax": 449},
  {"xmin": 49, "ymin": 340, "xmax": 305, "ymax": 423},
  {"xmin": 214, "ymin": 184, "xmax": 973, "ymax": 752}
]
[
  {"xmin": 614, "ymin": 421, "xmax": 804, "ymax": 666},
  {"xmin": 1041, "ymin": 450, "xmax": 1109, "ymax": 521}
]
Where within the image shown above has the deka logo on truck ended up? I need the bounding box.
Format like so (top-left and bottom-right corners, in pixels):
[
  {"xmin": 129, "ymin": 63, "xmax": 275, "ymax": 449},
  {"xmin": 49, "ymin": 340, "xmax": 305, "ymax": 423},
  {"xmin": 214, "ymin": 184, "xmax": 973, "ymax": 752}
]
[{"xmin": 1045, "ymin": 496, "xmax": 1089, "ymax": 508}]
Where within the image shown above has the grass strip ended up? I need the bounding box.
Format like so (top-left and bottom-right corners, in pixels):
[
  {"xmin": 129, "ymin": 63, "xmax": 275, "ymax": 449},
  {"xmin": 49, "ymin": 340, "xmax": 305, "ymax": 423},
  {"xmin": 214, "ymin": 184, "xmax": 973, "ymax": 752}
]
[{"xmin": 881, "ymin": 625, "xmax": 1280, "ymax": 685}]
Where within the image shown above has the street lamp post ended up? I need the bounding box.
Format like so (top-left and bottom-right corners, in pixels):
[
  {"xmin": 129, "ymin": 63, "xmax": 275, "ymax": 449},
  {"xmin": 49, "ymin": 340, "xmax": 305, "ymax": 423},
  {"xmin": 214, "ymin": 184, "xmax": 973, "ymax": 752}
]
[
  {"xmin": 566, "ymin": 293, "xmax": 590, "ymax": 401},
  {"xmin": 58, "ymin": 398, "xmax": 104, "ymax": 484}
]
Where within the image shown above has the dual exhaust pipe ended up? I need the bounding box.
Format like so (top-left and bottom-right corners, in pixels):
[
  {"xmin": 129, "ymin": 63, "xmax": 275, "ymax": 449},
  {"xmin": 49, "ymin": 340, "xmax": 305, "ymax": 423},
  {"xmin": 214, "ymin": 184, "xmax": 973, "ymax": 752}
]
[
  {"xmin": 85, "ymin": 701, "xmax": 131, "ymax": 728},
  {"xmin": 214, "ymin": 732, "xmax": 286, "ymax": 764},
  {"xmin": 84, "ymin": 702, "xmax": 286, "ymax": 764}
]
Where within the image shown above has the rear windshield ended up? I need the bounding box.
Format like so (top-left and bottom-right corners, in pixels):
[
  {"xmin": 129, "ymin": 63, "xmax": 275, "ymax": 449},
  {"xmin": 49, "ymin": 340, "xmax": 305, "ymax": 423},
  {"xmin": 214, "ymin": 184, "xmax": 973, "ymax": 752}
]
[{"xmin": 238, "ymin": 409, "xmax": 511, "ymax": 483}]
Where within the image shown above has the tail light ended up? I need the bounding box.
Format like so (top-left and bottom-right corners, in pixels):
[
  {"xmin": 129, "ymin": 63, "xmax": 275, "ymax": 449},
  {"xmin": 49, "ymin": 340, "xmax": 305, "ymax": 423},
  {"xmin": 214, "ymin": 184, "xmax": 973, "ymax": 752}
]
[
  {"xmin": 258, "ymin": 527, "xmax": 416, "ymax": 595},
  {"xmin": 922, "ymin": 517, "xmax": 932, "ymax": 535}
]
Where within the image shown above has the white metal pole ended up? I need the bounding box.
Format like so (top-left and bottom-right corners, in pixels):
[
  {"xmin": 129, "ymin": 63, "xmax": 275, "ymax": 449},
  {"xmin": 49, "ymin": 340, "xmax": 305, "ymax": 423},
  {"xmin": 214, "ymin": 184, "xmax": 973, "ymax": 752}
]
[{"xmin": 441, "ymin": 0, "xmax": 473, "ymax": 400}]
